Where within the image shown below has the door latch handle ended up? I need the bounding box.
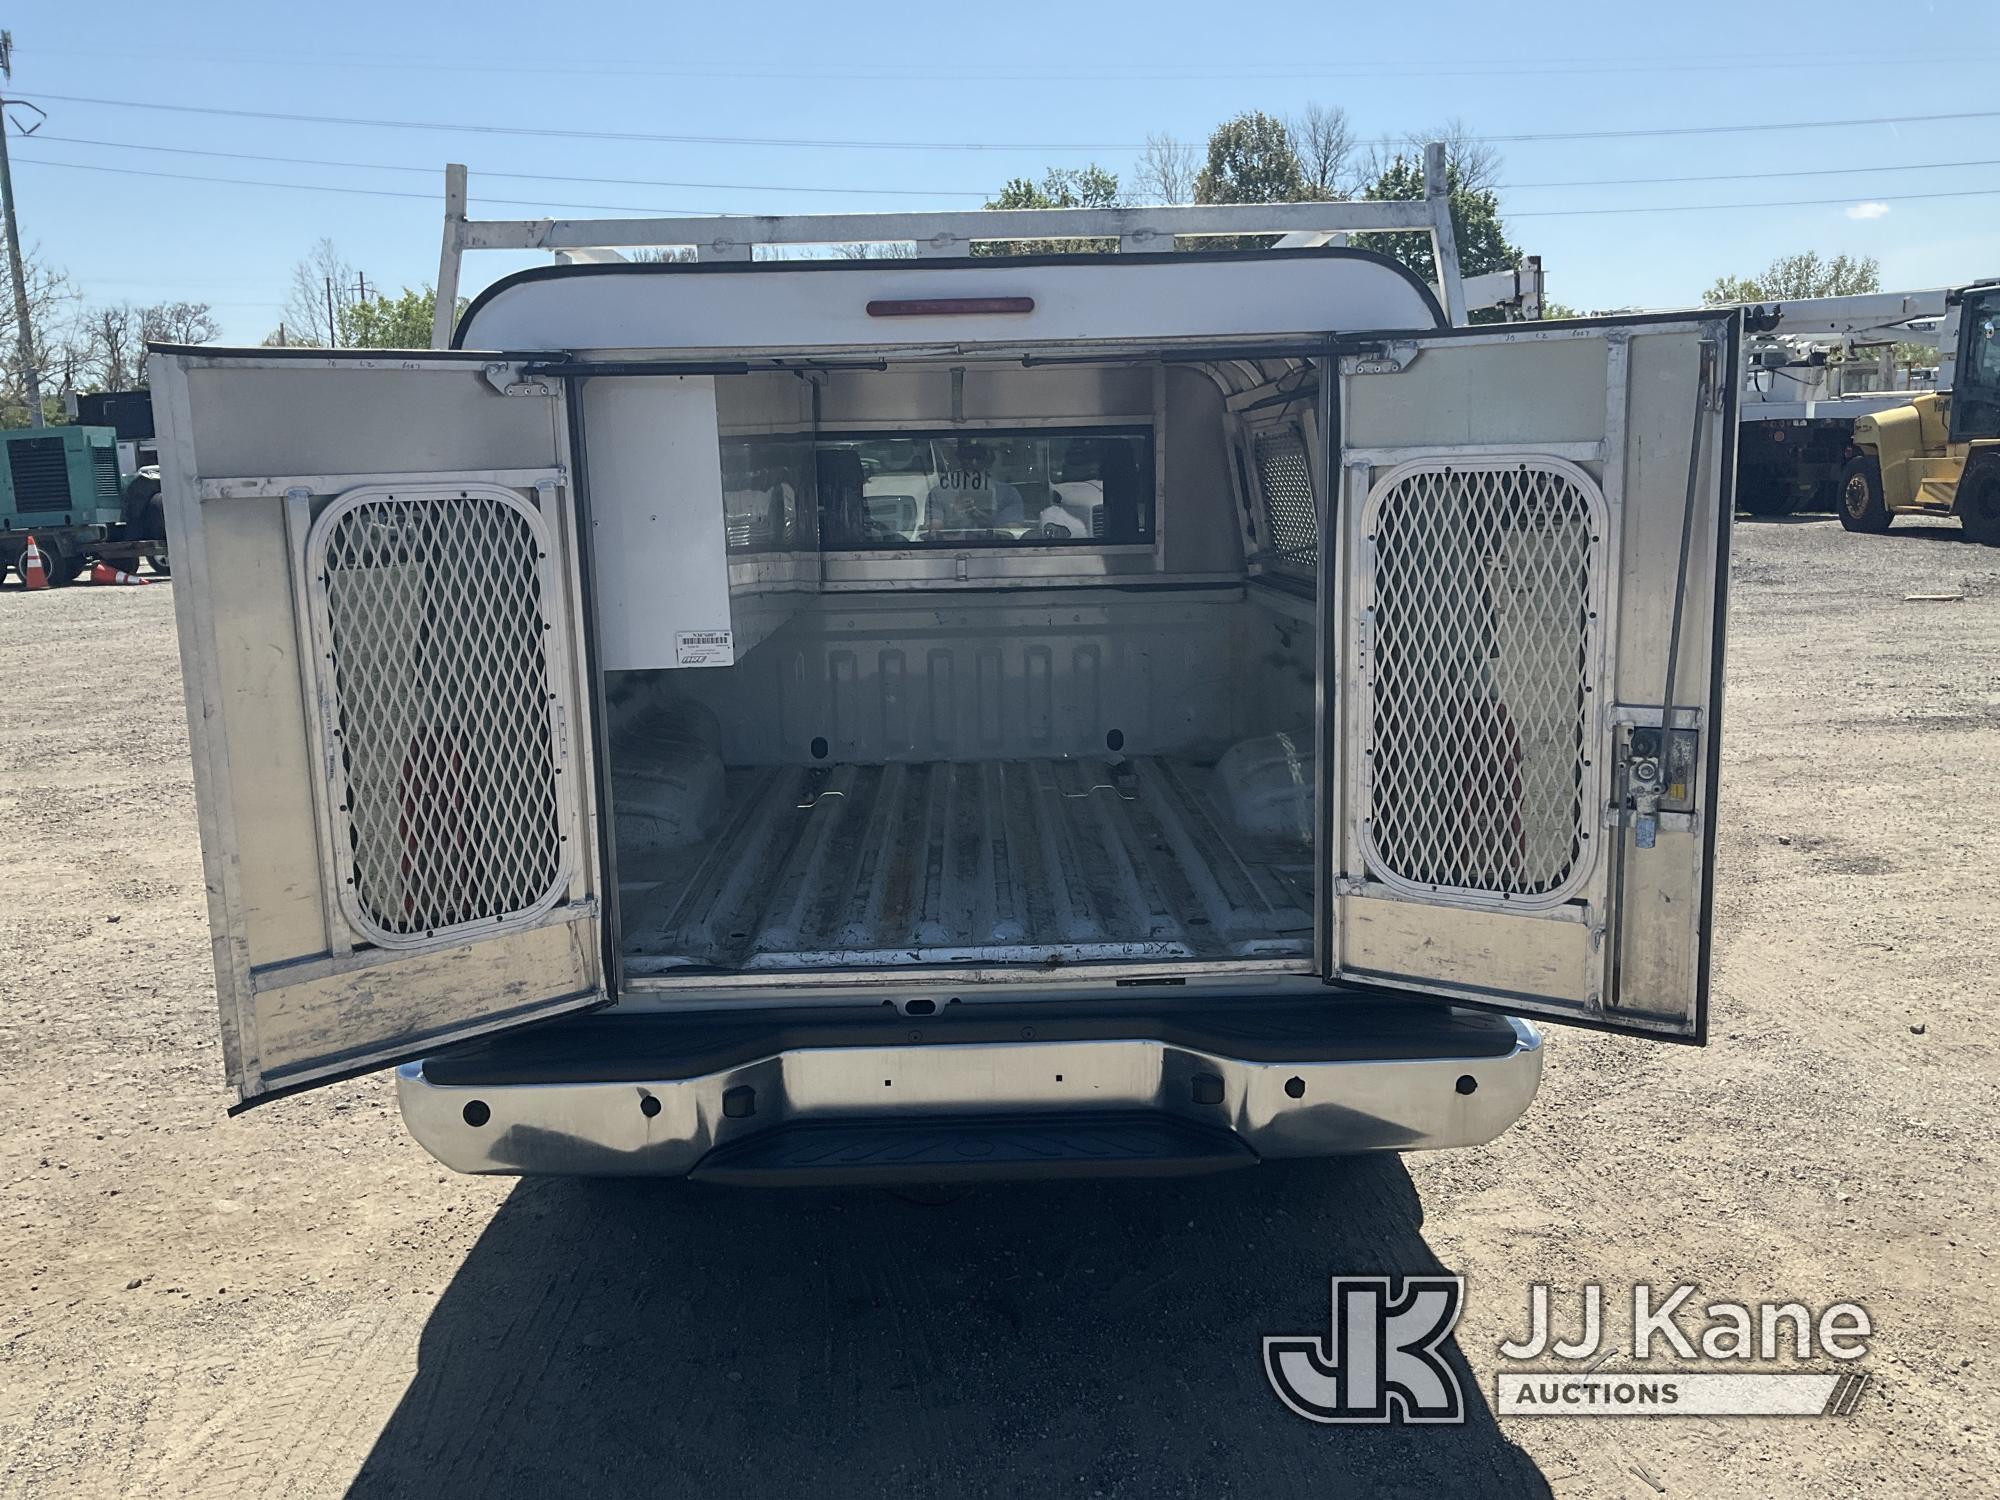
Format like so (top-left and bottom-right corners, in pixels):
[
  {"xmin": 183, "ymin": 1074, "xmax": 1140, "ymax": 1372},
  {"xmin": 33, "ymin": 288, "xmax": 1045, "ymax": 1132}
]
[{"xmin": 1629, "ymin": 755, "xmax": 1663, "ymax": 849}]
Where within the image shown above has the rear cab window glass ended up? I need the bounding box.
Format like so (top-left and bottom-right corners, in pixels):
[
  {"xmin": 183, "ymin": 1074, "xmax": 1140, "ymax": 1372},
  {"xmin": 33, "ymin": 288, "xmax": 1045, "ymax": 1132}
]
[{"xmin": 816, "ymin": 428, "xmax": 1153, "ymax": 548}]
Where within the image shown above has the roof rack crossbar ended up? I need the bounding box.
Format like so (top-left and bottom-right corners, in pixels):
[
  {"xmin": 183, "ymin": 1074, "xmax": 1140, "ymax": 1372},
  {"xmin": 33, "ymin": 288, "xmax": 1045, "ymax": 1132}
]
[{"xmin": 431, "ymin": 143, "xmax": 1537, "ymax": 346}]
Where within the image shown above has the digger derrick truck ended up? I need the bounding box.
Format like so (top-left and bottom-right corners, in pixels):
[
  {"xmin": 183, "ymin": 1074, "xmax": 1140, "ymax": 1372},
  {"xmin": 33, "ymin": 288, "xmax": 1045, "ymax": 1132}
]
[
  {"xmin": 1733, "ymin": 289, "xmax": 1945, "ymax": 519},
  {"xmin": 1839, "ymin": 281, "xmax": 2000, "ymax": 542}
]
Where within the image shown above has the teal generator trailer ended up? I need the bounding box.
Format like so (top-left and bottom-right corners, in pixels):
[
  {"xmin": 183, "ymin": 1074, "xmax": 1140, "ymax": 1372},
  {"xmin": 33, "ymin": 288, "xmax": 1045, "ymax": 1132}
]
[{"xmin": 0, "ymin": 424, "xmax": 168, "ymax": 585}]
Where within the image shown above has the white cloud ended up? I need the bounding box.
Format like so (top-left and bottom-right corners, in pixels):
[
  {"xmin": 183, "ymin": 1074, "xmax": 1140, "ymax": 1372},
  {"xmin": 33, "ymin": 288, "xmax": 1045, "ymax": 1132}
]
[{"xmin": 1846, "ymin": 202, "xmax": 1892, "ymax": 221}]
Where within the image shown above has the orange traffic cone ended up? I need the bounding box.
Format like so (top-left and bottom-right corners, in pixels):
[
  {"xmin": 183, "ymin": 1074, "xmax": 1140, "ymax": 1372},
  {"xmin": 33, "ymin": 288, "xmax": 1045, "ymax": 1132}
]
[
  {"xmin": 89, "ymin": 561, "xmax": 151, "ymax": 587},
  {"xmin": 19, "ymin": 535, "xmax": 49, "ymax": 591}
]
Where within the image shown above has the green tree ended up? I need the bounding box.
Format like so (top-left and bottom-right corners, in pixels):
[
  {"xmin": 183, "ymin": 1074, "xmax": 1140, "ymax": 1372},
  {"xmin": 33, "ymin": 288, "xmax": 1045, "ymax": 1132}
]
[
  {"xmin": 1194, "ymin": 110, "xmax": 1309, "ymax": 206},
  {"xmin": 1702, "ymin": 251, "xmax": 1881, "ymax": 305},
  {"xmin": 1186, "ymin": 110, "xmax": 1311, "ymax": 250},
  {"xmin": 341, "ymin": 286, "xmax": 463, "ymax": 349},
  {"xmin": 975, "ymin": 165, "xmax": 1121, "ymax": 256},
  {"xmin": 1350, "ymin": 153, "xmax": 1523, "ymax": 320}
]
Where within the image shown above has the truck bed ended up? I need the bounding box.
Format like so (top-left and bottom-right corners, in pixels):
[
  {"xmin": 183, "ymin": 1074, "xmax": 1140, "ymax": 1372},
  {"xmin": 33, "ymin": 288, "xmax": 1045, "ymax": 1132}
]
[{"xmin": 619, "ymin": 756, "xmax": 1313, "ymax": 974}]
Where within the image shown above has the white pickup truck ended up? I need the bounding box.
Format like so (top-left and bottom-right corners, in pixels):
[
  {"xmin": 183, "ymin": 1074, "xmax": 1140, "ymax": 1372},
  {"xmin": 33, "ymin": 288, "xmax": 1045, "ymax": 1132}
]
[{"xmin": 152, "ymin": 220, "xmax": 1735, "ymax": 1184}]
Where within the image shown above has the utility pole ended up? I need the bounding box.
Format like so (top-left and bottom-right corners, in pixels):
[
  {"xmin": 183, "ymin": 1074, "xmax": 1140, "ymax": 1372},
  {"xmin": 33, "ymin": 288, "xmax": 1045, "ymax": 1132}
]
[
  {"xmin": 324, "ymin": 274, "xmax": 338, "ymax": 348},
  {"xmin": 0, "ymin": 32, "xmax": 47, "ymax": 427}
]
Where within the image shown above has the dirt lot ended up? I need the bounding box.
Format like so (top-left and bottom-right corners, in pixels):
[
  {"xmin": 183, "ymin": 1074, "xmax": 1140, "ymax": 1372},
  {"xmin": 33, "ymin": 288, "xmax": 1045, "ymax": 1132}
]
[{"xmin": 0, "ymin": 515, "xmax": 1995, "ymax": 1498}]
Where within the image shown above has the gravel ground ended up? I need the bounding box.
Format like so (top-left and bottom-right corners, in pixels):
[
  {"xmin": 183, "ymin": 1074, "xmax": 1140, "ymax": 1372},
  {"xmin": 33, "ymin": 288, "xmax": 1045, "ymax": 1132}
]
[{"xmin": 0, "ymin": 516, "xmax": 1995, "ymax": 1498}]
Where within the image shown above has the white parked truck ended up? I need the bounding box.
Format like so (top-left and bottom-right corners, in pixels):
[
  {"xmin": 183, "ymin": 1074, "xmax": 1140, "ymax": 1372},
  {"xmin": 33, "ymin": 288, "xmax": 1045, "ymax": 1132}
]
[
  {"xmin": 151, "ymin": 183, "xmax": 1734, "ymax": 1183},
  {"xmin": 1733, "ymin": 288, "xmax": 1948, "ymax": 516}
]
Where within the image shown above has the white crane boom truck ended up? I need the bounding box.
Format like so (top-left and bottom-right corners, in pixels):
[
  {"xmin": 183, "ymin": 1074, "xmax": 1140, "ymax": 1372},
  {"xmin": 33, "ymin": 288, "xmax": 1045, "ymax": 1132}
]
[
  {"xmin": 144, "ymin": 152, "xmax": 1733, "ymax": 1184},
  {"xmin": 1733, "ymin": 288, "xmax": 1949, "ymax": 516}
]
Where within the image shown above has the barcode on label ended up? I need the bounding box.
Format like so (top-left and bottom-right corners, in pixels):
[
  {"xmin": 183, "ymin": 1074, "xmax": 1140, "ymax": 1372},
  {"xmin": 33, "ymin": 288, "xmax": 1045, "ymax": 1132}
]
[{"xmin": 675, "ymin": 628, "xmax": 735, "ymax": 667}]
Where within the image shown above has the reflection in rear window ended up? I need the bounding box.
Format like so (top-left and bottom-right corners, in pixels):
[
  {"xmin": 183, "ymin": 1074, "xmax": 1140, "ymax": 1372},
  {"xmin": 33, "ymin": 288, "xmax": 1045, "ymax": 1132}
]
[{"xmin": 816, "ymin": 428, "xmax": 1153, "ymax": 548}]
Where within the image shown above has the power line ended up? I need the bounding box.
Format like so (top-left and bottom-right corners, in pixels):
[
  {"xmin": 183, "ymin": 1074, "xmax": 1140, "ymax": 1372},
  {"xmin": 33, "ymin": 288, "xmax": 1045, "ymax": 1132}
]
[
  {"xmin": 1479, "ymin": 109, "xmax": 2000, "ymax": 144},
  {"xmin": 38, "ymin": 129, "xmax": 2000, "ymax": 201},
  {"xmin": 18, "ymin": 39, "xmax": 2000, "ymax": 82},
  {"xmin": 1509, "ymin": 184, "xmax": 2000, "ymax": 217},
  {"xmin": 26, "ymin": 90, "xmax": 2000, "ymax": 152},
  {"xmin": 1500, "ymin": 157, "xmax": 2000, "ymax": 190},
  {"xmin": 16, "ymin": 148, "xmax": 2000, "ymax": 222},
  {"xmin": 28, "ymin": 133, "xmax": 992, "ymax": 197},
  {"xmin": 11, "ymin": 154, "xmax": 736, "ymax": 216},
  {"xmin": 21, "ymin": 92, "xmax": 1141, "ymax": 151}
]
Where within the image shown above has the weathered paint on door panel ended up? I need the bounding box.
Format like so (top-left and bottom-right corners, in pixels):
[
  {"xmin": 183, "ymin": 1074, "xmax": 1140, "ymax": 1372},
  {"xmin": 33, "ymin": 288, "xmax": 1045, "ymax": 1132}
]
[{"xmin": 152, "ymin": 352, "xmax": 606, "ymax": 1104}]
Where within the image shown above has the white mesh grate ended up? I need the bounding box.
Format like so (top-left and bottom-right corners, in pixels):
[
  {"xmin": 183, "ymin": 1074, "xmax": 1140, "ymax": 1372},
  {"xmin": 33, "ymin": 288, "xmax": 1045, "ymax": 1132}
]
[
  {"xmin": 1253, "ymin": 429, "xmax": 1318, "ymax": 573},
  {"xmin": 1357, "ymin": 459, "xmax": 1603, "ymax": 904},
  {"xmin": 308, "ymin": 487, "xmax": 571, "ymax": 947}
]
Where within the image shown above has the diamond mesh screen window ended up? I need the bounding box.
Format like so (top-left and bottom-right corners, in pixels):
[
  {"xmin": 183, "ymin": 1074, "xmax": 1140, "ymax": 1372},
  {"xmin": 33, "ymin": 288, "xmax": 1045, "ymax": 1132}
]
[
  {"xmin": 1253, "ymin": 429, "xmax": 1318, "ymax": 574},
  {"xmin": 1357, "ymin": 459, "xmax": 1603, "ymax": 905},
  {"xmin": 307, "ymin": 487, "xmax": 571, "ymax": 947}
]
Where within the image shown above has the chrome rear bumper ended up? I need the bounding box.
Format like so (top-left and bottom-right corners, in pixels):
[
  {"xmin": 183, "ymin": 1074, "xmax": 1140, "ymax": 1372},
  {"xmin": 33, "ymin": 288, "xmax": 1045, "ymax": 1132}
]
[{"xmin": 396, "ymin": 1006, "xmax": 1544, "ymax": 1180}]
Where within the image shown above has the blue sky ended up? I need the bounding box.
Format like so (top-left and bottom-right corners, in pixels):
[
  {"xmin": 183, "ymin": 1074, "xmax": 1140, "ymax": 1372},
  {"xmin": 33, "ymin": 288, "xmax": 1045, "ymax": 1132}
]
[{"xmin": 7, "ymin": 0, "xmax": 1998, "ymax": 344}]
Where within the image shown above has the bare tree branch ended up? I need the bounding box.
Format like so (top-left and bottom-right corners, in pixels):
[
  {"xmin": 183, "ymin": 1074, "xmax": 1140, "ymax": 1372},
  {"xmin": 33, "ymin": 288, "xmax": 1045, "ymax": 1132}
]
[
  {"xmin": 53, "ymin": 297, "xmax": 222, "ymax": 391},
  {"xmin": 1289, "ymin": 103, "xmax": 1355, "ymax": 200},
  {"xmin": 141, "ymin": 301, "xmax": 220, "ymax": 347},
  {"xmin": 2, "ymin": 246, "xmax": 82, "ymax": 418},
  {"xmin": 1363, "ymin": 117, "xmax": 1501, "ymax": 195},
  {"xmin": 1133, "ymin": 133, "xmax": 1200, "ymax": 205},
  {"xmin": 83, "ymin": 303, "xmax": 144, "ymax": 391},
  {"xmin": 283, "ymin": 238, "xmax": 358, "ymax": 346}
]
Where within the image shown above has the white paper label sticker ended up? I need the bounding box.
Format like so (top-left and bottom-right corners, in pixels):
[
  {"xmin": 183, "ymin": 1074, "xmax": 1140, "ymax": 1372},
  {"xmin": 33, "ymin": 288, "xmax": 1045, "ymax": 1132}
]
[{"xmin": 674, "ymin": 629, "xmax": 734, "ymax": 667}]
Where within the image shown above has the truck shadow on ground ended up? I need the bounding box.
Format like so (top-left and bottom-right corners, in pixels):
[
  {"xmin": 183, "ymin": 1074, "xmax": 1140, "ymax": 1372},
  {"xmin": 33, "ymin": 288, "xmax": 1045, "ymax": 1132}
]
[
  {"xmin": 1878, "ymin": 523, "xmax": 1981, "ymax": 545},
  {"xmin": 351, "ymin": 1156, "xmax": 1550, "ymax": 1499}
]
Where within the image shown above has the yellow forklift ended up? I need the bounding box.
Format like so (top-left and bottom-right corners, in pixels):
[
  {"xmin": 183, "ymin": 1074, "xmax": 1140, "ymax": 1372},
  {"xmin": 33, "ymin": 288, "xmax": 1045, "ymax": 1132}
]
[{"xmin": 1841, "ymin": 280, "xmax": 2000, "ymax": 542}]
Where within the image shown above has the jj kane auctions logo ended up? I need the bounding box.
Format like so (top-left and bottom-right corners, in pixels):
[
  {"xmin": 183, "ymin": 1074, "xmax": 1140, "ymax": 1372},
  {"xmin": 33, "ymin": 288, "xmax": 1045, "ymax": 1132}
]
[{"xmin": 1266, "ymin": 1279, "xmax": 1874, "ymax": 1425}]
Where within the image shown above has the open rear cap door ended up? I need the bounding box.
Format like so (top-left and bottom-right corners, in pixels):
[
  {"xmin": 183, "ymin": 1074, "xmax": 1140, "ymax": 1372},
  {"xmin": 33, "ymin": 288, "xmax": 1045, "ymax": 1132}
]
[
  {"xmin": 150, "ymin": 351, "xmax": 608, "ymax": 1105},
  {"xmin": 1324, "ymin": 313, "xmax": 1736, "ymax": 1041}
]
